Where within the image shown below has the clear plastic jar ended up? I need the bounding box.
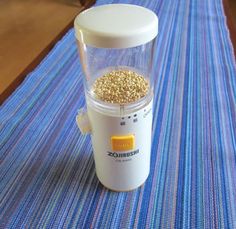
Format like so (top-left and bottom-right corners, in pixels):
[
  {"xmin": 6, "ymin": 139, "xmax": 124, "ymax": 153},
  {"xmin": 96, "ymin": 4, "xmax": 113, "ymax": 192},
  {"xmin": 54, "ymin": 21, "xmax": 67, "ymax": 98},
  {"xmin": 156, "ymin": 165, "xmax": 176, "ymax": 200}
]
[{"xmin": 77, "ymin": 39, "xmax": 156, "ymax": 115}]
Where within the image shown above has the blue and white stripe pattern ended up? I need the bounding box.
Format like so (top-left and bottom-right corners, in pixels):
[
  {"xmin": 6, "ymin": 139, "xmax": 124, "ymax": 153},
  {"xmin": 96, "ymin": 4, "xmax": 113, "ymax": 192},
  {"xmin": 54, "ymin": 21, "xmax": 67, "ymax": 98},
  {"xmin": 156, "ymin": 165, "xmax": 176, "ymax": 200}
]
[{"xmin": 0, "ymin": 0, "xmax": 236, "ymax": 228}]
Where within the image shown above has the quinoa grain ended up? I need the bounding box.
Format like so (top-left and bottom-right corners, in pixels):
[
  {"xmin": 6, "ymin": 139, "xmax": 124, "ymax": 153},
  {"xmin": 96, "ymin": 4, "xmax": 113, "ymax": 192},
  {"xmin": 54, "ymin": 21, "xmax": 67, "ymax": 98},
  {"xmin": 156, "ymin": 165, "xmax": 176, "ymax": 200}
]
[{"xmin": 92, "ymin": 70, "xmax": 149, "ymax": 104}]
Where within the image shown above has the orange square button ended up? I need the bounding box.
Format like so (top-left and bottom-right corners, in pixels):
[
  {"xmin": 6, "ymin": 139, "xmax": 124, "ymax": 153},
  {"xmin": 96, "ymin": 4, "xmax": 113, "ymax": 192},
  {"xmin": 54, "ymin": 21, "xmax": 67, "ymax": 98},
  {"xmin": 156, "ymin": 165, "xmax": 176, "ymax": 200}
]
[{"xmin": 111, "ymin": 135, "xmax": 135, "ymax": 151}]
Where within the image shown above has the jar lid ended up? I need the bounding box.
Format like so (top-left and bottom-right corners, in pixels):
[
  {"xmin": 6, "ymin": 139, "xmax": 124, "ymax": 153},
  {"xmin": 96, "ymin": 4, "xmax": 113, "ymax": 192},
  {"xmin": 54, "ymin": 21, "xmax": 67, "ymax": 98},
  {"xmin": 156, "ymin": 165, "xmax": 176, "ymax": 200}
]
[{"xmin": 74, "ymin": 4, "xmax": 158, "ymax": 48}]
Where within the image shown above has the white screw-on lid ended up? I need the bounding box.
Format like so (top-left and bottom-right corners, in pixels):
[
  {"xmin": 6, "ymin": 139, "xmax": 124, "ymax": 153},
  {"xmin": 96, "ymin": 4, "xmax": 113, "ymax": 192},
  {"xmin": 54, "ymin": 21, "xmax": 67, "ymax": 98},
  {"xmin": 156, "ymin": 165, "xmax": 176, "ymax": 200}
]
[{"xmin": 74, "ymin": 4, "xmax": 158, "ymax": 48}]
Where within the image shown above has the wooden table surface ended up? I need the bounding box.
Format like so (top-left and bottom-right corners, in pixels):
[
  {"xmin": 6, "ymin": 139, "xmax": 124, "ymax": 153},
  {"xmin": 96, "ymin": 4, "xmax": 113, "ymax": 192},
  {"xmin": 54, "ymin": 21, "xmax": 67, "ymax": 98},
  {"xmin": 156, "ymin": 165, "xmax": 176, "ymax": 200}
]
[
  {"xmin": 225, "ymin": 0, "xmax": 236, "ymax": 56},
  {"xmin": 0, "ymin": 0, "xmax": 94, "ymax": 104}
]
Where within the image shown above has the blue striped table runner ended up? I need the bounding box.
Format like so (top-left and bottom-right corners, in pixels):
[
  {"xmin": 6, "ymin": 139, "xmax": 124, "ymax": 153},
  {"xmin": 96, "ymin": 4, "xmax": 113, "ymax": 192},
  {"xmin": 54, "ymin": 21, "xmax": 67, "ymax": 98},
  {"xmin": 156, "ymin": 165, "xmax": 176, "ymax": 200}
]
[{"xmin": 0, "ymin": 0, "xmax": 236, "ymax": 228}]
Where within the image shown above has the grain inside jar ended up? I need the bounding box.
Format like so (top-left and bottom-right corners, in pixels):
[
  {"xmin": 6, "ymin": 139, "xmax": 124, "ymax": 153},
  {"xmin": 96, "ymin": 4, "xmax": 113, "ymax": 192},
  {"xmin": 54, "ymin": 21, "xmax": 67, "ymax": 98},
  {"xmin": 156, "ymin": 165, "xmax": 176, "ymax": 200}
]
[{"xmin": 92, "ymin": 70, "xmax": 149, "ymax": 104}]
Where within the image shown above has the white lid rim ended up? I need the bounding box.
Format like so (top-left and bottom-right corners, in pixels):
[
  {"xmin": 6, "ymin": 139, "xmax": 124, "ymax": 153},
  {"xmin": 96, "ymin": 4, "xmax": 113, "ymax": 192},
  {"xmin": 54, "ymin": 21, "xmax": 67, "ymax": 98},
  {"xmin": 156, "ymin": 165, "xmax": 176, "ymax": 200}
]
[{"xmin": 75, "ymin": 28, "xmax": 158, "ymax": 49}]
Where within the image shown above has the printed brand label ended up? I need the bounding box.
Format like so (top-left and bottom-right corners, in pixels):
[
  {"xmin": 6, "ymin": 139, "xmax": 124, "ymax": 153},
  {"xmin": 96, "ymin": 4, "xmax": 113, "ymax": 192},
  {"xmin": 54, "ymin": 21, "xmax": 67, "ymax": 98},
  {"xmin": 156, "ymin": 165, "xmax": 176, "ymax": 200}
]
[{"xmin": 107, "ymin": 149, "xmax": 139, "ymax": 158}]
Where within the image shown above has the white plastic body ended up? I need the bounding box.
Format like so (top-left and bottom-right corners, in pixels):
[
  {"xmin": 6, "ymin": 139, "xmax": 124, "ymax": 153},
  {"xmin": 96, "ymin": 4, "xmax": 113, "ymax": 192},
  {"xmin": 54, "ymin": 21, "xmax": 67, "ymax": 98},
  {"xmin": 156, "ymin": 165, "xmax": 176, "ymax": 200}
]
[{"xmin": 87, "ymin": 99, "xmax": 153, "ymax": 191}]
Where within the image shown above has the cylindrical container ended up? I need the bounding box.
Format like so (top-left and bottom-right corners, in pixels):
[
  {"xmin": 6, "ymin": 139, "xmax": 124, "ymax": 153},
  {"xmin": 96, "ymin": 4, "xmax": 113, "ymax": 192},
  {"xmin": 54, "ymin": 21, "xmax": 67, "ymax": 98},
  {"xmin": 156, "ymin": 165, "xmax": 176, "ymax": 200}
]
[{"xmin": 74, "ymin": 4, "xmax": 158, "ymax": 191}]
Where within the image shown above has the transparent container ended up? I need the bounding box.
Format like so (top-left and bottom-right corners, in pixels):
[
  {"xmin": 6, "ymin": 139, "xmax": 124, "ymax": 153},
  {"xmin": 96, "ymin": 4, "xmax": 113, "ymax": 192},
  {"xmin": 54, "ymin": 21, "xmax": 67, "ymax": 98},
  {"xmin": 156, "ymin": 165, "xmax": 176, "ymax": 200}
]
[{"xmin": 77, "ymin": 39, "xmax": 156, "ymax": 116}]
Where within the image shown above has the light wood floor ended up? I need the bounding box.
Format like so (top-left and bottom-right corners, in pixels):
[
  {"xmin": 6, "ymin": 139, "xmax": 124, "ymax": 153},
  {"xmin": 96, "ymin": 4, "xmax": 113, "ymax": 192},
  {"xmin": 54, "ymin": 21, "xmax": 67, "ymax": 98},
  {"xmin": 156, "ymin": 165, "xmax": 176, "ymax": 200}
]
[{"xmin": 0, "ymin": 0, "xmax": 88, "ymax": 102}]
